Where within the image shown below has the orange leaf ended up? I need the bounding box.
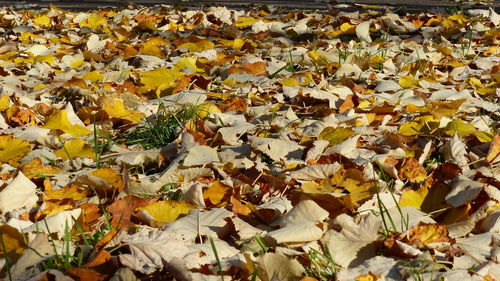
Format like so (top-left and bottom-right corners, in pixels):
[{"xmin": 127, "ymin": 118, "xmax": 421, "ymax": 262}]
[
  {"xmin": 338, "ymin": 94, "xmax": 358, "ymax": 114},
  {"xmin": 227, "ymin": 61, "xmax": 267, "ymax": 75},
  {"xmin": 399, "ymin": 157, "xmax": 427, "ymax": 183},
  {"xmin": 67, "ymin": 267, "xmax": 107, "ymax": 281},
  {"xmin": 204, "ymin": 181, "xmax": 232, "ymax": 207},
  {"xmin": 106, "ymin": 195, "xmax": 157, "ymax": 228}
]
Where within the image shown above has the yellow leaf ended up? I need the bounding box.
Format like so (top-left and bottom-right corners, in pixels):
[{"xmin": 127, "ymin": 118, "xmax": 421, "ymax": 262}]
[
  {"xmin": 0, "ymin": 225, "xmax": 28, "ymax": 261},
  {"xmin": 235, "ymin": 16, "xmax": 258, "ymax": 27},
  {"xmin": 0, "ymin": 135, "xmax": 31, "ymax": 166},
  {"xmin": 355, "ymin": 272, "xmax": 381, "ymax": 281},
  {"xmin": 447, "ymin": 14, "xmax": 468, "ymax": 24},
  {"xmin": 340, "ymin": 22, "xmax": 356, "ymax": 32},
  {"xmin": 203, "ymin": 181, "xmax": 232, "ymax": 206},
  {"xmin": 0, "ymin": 95, "xmax": 10, "ymax": 111},
  {"xmin": 82, "ymin": 70, "xmax": 104, "ymax": 82},
  {"xmin": 102, "ymin": 98, "xmax": 145, "ymax": 123},
  {"xmin": 330, "ymin": 168, "xmax": 377, "ymax": 205},
  {"xmin": 178, "ymin": 40, "xmax": 215, "ymax": 52},
  {"xmin": 174, "ymin": 57, "xmax": 204, "ymax": 73},
  {"xmin": 37, "ymin": 199, "xmax": 75, "ymax": 219},
  {"xmin": 21, "ymin": 158, "xmax": 61, "ymax": 179},
  {"xmin": 42, "ymin": 110, "xmax": 91, "ymax": 137},
  {"xmin": 407, "ymin": 223, "xmax": 452, "ymax": 248},
  {"xmin": 87, "ymin": 168, "xmax": 124, "ymax": 192},
  {"xmin": 318, "ymin": 127, "xmax": 354, "ymax": 146},
  {"xmin": 443, "ymin": 119, "xmax": 475, "ymax": 137},
  {"xmin": 44, "ymin": 183, "xmax": 88, "ymax": 201},
  {"xmin": 399, "ymin": 186, "xmax": 429, "ymax": 209},
  {"xmin": 197, "ymin": 103, "xmax": 221, "ymax": 119},
  {"xmin": 54, "ymin": 138, "xmax": 95, "ymax": 160},
  {"xmin": 137, "ymin": 200, "xmax": 196, "ymax": 226},
  {"xmin": 399, "ymin": 75, "xmax": 420, "ymax": 88},
  {"xmin": 139, "ymin": 37, "xmax": 168, "ymax": 58},
  {"xmin": 278, "ymin": 77, "xmax": 300, "ymax": 87},
  {"xmin": 139, "ymin": 67, "xmax": 183, "ymax": 94},
  {"xmin": 33, "ymin": 15, "xmax": 51, "ymax": 27},
  {"xmin": 399, "ymin": 116, "xmax": 439, "ymax": 136},
  {"xmin": 80, "ymin": 14, "xmax": 107, "ymax": 30},
  {"xmin": 34, "ymin": 54, "xmax": 55, "ymax": 65}
]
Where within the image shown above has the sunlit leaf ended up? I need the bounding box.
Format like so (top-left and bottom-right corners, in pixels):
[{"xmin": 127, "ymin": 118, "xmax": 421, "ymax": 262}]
[
  {"xmin": 42, "ymin": 110, "xmax": 92, "ymax": 137},
  {"xmin": 0, "ymin": 134, "xmax": 31, "ymax": 166},
  {"xmin": 54, "ymin": 138, "xmax": 95, "ymax": 160}
]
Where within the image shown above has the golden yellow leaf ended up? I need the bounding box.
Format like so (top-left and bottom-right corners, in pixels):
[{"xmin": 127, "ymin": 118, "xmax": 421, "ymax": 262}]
[
  {"xmin": 102, "ymin": 98, "xmax": 145, "ymax": 123},
  {"xmin": 0, "ymin": 135, "xmax": 31, "ymax": 166},
  {"xmin": 139, "ymin": 37, "xmax": 169, "ymax": 58},
  {"xmin": 82, "ymin": 70, "xmax": 104, "ymax": 82},
  {"xmin": 137, "ymin": 200, "xmax": 196, "ymax": 226},
  {"xmin": 21, "ymin": 158, "xmax": 61, "ymax": 179},
  {"xmin": 33, "ymin": 15, "xmax": 51, "ymax": 27},
  {"xmin": 54, "ymin": 138, "xmax": 95, "ymax": 160},
  {"xmin": 44, "ymin": 183, "xmax": 88, "ymax": 201},
  {"xmin": 0, "ymin": 95, "xmax": 10, "ymax": 111},
  {"xmin": 318, "ymin": 127, "xmax": 354, "ymax": 146},
  {"xmin": 203, "ymin": 181, "xmax": 232, "ymax": 206},
  {"xmin": 42, "ymin": 110, "xmax": 91, "ymax": 137},
  {"xmin": 139, "ymin": 67, "xmax": 183, "ymax": 94},
  {"xmin": 80, "ymin": 14, "xmax": 107, "ymax": 30},
  {"xmin": 0, "ymin": 225, "xmax": 28, "ymax": 261},
  {"xmin": 330, "ymin": 168, "xmax": 377, "ymax": 205},
  {"xmin": 87, "ymin": 168, "xmax": 124, "ymax": 192},
  {"xmin": 407, "ymin": 223, "xmax": 452, "ymax": 248},
  {"xmin": 399, "ymin": 186, "xmax": 429, "ymax": 209},
  {"xmin": 36, "ymin": 199, "xmax": 75, "ymax": 219},
  {"xmin": 235, "ymin": 16, "xmax": 258, "ymax": 27},
  {"xmin": 174, "ymin": 57, "xmax": 204, "ymax": 73},
  {"xmin": 340, "ymin": 22, "xmax": 356, "ymax": 32},
  {"xmin": 34, "ymin": 54, "xmax": 55, "ymax": 65},
  {"xmin": 399, "ymin": 116, "xmax": 439, "ymax": 136},
  {"xmin": 196, "ymin": 103, "xmax": 221, "ymax": 119},
  {"xmin": 399, "ymin": 75, "xmax": 419, "ymax": 88},
  {"xmin": 178, "ymin": 40, "xmax": 215, "ymax": 52},
  {"xmin": 278, "ymin": 77, "xmax": 300, "ymax": 87},
  {"xmin": 355, "ymin": 272, "xmax": 381, "ymax": 281}
]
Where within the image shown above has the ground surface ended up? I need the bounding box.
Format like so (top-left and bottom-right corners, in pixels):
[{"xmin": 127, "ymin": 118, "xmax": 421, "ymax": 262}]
[
  {"xmin": 1, "ymin": 0, "xmax": 500, "ymax": 10},
  {"xmin": 0, "ymin": 1, "xmax": 499, "ymax": 281}
]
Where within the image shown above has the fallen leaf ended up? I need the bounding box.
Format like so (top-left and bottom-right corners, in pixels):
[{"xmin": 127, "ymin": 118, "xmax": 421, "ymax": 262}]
[
  {"xmin": 136, "ymin": 200, "xmax": 196, "ymax": 226},
  {"xmin": 54, "ymin": 138, "xmax": 95, "ymax": 160},
  {"xmin": 42, "ymin": 110, "xmax": 91, "ymax": 137},
  {"xmin": 405, "ymin": 223, "xmax": 453, "ymax": 249},
  {"xmin": 0, "ymin": 172, "xmax": 38, "ymax": 213},
  {"xmin": 0, "ymin": 224, "xmax": 28, "ymax": 262},
  {"xmin": 0, "ymin": 134, "xmax": 31, "ymax": 166}
]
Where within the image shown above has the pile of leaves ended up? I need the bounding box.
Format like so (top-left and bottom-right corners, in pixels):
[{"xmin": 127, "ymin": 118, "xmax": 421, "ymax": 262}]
[{"xmin": 0, "ymin": 2, "xmax": 499, "ymax": 281}]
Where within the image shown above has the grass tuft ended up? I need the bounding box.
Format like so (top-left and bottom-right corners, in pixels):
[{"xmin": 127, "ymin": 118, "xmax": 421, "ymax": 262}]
[{"xmin": 120, "ymin": 103, "xmax": 199, "ymax": 150}]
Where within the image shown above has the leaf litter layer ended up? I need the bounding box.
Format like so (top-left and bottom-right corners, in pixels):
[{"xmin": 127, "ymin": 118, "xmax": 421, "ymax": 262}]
[{"xmin": 0, "ymin": 3, "xmax": 499, "ymax": 281}]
